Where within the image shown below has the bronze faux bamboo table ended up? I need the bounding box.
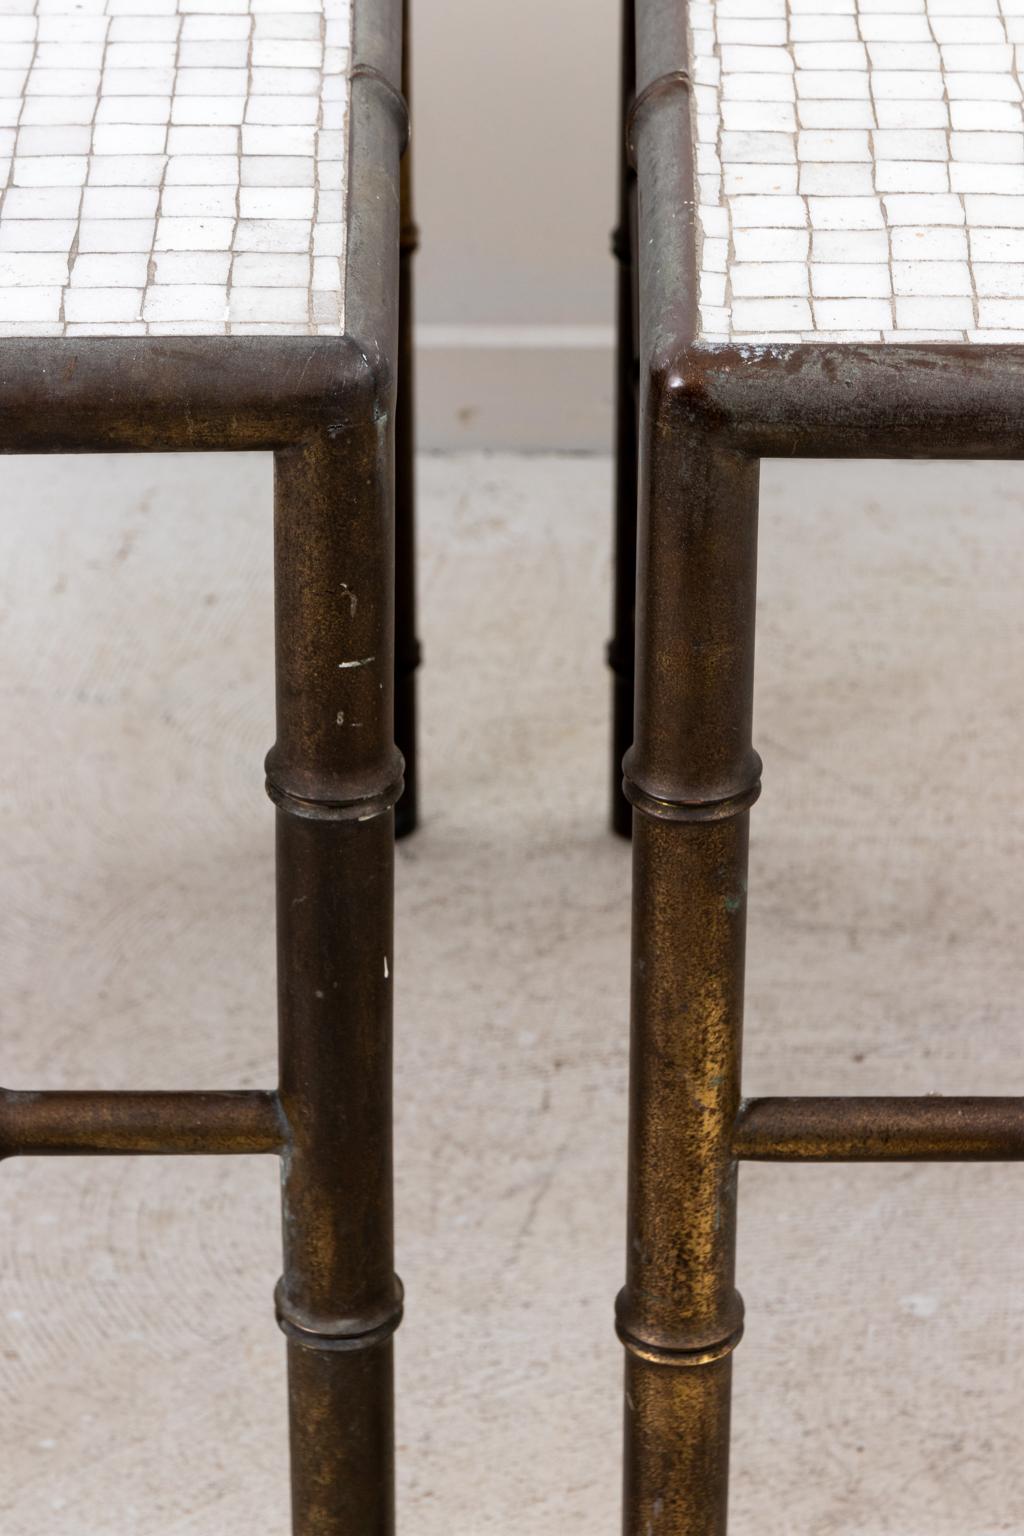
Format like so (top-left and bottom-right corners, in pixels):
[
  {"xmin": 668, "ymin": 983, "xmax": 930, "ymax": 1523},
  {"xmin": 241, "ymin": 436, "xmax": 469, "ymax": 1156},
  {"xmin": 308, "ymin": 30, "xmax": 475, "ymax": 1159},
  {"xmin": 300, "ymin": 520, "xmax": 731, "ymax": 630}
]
[
  {"xmin": 0, "ymin": 0, "xmax": 416, "ymax": 1529},
  {"xmin": 609, "ymin": 2, "xmax": 1024, "ymax": 1534}
]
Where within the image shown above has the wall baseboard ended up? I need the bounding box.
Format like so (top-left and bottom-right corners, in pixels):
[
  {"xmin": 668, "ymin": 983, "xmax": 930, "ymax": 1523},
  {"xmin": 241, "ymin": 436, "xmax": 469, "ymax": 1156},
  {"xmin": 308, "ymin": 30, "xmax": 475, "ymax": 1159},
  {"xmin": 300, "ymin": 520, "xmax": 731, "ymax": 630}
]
[{"xmin": 414, "ymin": 324, "xmax": 615, "ymax": 452}]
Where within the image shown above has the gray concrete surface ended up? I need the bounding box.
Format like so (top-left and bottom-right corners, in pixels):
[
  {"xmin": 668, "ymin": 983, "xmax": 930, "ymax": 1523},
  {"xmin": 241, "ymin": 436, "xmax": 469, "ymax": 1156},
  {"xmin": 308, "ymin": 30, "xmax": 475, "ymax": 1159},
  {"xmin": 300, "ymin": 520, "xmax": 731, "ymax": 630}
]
[{"xmin": 0, "ymin": 451, "xmax": 1021, "ymax": 1533}]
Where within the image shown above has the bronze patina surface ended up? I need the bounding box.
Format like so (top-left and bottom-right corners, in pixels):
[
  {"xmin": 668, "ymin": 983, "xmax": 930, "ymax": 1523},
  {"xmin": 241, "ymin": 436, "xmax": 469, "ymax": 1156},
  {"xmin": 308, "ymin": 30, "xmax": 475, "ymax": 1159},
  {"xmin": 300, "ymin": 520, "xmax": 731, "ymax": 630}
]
[{"xmin": 395, "ymin": 0, "xmax": 420, "ymax": 839}]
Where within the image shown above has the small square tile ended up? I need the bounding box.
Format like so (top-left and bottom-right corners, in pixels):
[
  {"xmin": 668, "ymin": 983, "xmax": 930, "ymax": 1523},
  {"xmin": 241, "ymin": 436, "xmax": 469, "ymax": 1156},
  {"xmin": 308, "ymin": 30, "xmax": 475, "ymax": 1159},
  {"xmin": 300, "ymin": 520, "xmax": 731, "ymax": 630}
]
[
  {"xmin": 77, "ymin": 219, "xmax": 156, "ymax": 253},
  {"xmin": 241, "ymin": 155, "xmax": 315, "ymax": 188},
  {"xmin": 70, "ymin": 253, "xmax": 150, "ymax": 287},
  {"xmin": 242, "ymin": 124, "xmax": 317, "ymax": 156},
  {"xmin": 232, "ymin": 252, "xmax": 311, "ymax": 285},
  {"xmin": 155, "ymin": 216, "xmax": 236, "ymax": 252},
  {"xmin": 16, "ymin": 126, "xmax": 93, "ymax": 156},
  {"xmin": 92, "ymin": 124, "xmax": 168, "ymax": 156},
  {"xmin": 234, "ymin": 218, "xmax": 312, "ymax": 253},
  {"xmin": 733, "ymin": 227, "xmax": 809, "ymax": 261},
  {"xmin": 161, "ymin": 185, "xmax": 238, "ymax": 218},
  {"xmin": 180, "ymin": 13, "xmax": 251, "ymax": 39},
  {"xmin": 166, "ymin": 126, "xmax": 240, "ymax": 155},
  {"xmin": 810, "ymin": 263, "xmax": 892, "ymax": 298},
  {"xmin": 228, "ymin": 286, "xmax": 310, "ymax": 323},
  {"xmin": 808, "ymin": 197, "xmax": 886, "ymax": 230},
  {"xmin": 178, "ymin": 40, "xmax": 249, "ymax": 65},
  {"xmin": 238, "ymin": 186, "xmax": 315, "ymax": 220},
  {"xmin": 64, "ymin": 287, "xmax": 143, "ymax": 323},
  {"xmin": 105, "ymin": 42, "xmax": 177, "ymax": 68},
  {"xmin": 0, "ymin": 287, "xmax": 63, "ymax": 322},
  {"xmin": 0, "ymin": 219, "xmax": 78, "ymax": 252},
  {"xmin": 4, "ymin": 186, "xmax": 81, "ymax": 219},
  {"xmin": 95, "ymin": 96, "xmax": 173, "ymax": 125},
  {"xmin": 81, "ymin": 187, "xmax": 160, "ymax": 219},
  {"xmin": 974, "ymin": 264, "xmax": 1024, "ymax": 298},
  {"xmin": 971, "ymin": 228, "xmax": 1024, "ymax": 263},
  {"xmin": 152, "ymin": 251, "xmax": 233, "ymax": 284},
  {"xmin": 812, "ymin": 230, "xmax": 889, "ymax": 262},
  {"xmin": 731, "ymin": 297, "xmax": 814, "ymax": 330},
  {"xmin": 164, "ymin": 154, "xmax": 240, "ymax": 186},
  {"xmin": 142, "ymin": 284, "xmax": 228, "ymax": 322},
  {"xmin": 171, "ymin": 95, "xmax": 246, "ymax": 127},
  {"xmin": 732, "ymin": 262, "xmax": 810, "ymax": 297},
  {"xmin": 977, "ymin": 298, "xmax": 1024, "ymax": 327},
  {"xmin": 20, "ymin": 96, "xmax": 97, "ymax": 126},
  {"xmin": 892, "ymin": 260, "xmax": 973, "ymax": 296},
  {"xmin": 894, "ymin": 295, "xmax": 975, "ymax": 328},
  {"xmin": 13, "ymin": 156, "xmax": 88, "ymax": 187},
  {"xmin": 88, "ymin": 154, "xmax": 167, "ymax": 188},
  {"xmin": 813, "ymin": 298, "xmax": 893, "ymax": 327},
  {"xmin": 108, "ymin": 16, "xmax": 179, "ymax": 41},
  {"xmin": 891, "ymin": 226, "xmax": 968, "ymax": 261},
  {"xmin": 252, "ymin": 13, "xmax": 320, "ymax": 39},
  {"xmin": 0, "ymin": 253, "xmax": 69, "ymax": 285}
]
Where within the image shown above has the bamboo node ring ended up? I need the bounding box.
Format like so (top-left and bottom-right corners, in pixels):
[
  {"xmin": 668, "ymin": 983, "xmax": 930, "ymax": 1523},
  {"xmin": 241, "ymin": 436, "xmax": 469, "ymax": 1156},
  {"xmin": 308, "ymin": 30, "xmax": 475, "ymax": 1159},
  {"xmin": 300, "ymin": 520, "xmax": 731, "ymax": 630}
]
[
  {"xmin": 616, "ymin": 1320, "xmax": 745, "ymax": 1369},
  {"xmin": 264, "ymin": 766, "xmax": 406, "ymax": 823},
  {"xmin": 622, "ymin": 775, "xmax": 762, "ymax": 823},
  {"xmin": 274, "ymin": 1277, "xmax": 405, "ymax": 1353}
]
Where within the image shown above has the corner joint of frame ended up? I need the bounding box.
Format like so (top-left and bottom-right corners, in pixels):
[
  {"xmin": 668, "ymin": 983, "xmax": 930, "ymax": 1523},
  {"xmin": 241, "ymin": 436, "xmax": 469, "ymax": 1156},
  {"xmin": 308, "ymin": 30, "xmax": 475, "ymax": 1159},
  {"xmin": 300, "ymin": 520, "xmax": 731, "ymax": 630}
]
[
  {"xmin": 647, "ymin": 345, "xmax": 743, "ymax": 450},
  {"xmin": 337, "ymin": 329, "xmax": 397, "ymax": 434}
]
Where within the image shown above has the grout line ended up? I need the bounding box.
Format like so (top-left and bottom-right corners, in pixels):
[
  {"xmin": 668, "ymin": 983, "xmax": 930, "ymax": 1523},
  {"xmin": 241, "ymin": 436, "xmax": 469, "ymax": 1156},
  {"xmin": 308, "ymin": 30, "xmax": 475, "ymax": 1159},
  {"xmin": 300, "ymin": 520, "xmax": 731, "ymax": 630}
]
[{"xmin": 225, "ymin": 0, "xmax": 252, "ymax": 338}]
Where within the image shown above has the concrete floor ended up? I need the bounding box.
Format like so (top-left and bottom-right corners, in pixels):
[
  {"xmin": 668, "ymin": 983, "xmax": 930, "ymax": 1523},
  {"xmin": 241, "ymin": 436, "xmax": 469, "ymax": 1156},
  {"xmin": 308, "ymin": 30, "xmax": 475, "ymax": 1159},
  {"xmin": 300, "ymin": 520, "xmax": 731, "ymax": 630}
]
[{"xmin": 0, "ymin": 451, "xmax": 1021, "ymax": 1534}]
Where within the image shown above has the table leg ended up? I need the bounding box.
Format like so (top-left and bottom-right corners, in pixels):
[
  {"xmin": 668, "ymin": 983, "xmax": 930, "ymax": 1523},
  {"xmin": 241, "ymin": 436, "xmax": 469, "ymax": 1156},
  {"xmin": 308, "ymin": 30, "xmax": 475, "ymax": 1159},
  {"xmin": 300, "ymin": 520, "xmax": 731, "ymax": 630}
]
[
  {"xmin": 609, "ymin": 0, "xmax": 638, "ymax": 837},
  {"xmin": 269, "ymin": 424, "xmax": 403, "ymax": 1536},
  {"xmin": 395, "ymin": 0, "xmax": 420, "ymax": 839},
  {"xmin": 618, "ymin": 395, "xmax": 760, "ymax": 1536}
]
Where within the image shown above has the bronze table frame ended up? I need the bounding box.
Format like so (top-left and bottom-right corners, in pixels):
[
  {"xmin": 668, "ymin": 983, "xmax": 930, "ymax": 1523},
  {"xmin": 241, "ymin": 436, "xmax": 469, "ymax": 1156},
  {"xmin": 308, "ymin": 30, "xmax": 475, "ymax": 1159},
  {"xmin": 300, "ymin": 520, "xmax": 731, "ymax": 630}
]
[
  {"xmin": 610, "ymin": 3, "xmax": 1024, "ymax": 1534},
  {"xmin": 0, "ymin": 2, "xmax": 416, "ymax": 1531}
]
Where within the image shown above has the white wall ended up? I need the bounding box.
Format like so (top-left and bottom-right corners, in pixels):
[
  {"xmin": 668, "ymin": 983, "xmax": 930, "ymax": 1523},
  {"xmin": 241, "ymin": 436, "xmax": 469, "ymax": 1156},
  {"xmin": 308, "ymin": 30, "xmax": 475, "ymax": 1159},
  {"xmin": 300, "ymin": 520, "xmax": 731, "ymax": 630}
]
[{"xmin": 410, "ymin": 0, "xmax": 619, "ymax": 449}]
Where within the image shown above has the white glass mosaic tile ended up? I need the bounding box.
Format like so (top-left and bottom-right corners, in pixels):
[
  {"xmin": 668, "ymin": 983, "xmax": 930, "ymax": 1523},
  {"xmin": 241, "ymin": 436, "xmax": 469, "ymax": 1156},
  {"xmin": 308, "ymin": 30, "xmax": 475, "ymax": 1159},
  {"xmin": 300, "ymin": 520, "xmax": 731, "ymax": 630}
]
[
  {"xmin": 690, "ymin": 0, "xmax": 1024, "ymax": 343},
  {"xmin": 0, "ymin": 0, "xmax": 352, "ymax": 338}
]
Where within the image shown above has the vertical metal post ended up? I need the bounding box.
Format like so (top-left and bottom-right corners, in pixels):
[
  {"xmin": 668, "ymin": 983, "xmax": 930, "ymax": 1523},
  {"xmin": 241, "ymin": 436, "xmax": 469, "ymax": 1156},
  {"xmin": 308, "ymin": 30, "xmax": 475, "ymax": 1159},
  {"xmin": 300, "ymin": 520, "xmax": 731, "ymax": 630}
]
[
  {"xmin": 618, "ymin": 397, "xmax": 760, "ymax": 1536},
  {"xmin": 394, "ymin": 0, "xmax": 420, "ymax": 838},
  {"xmin": 268, "ymin": 423, "xmax": 404, "ymax": 1536},
  {"xmin": 609, "ymin": 0, "xmax": 638, "ymax": 837}
]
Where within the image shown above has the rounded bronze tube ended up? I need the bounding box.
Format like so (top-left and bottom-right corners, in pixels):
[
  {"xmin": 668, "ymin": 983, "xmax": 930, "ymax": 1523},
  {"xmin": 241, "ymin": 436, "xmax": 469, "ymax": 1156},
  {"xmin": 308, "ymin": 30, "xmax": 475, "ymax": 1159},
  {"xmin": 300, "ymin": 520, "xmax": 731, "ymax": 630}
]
[
  {"xmin": 685, "ymin": 343, "xmax": 1024, "ymax": 465},
  {"xmin": 0, "ymin": 1089, "xmax": 282, "ymax": 1158},
  {"xmin": 618, "ymin": 326, "xmax": 760, "ymax": 1536},
  {"xmin": 623, "ymin": 1355, "xmax": 734, "ymax": 1536},
  {"xmin": 609, "ymin": 0, "xmax": 639, "ymax": 838},
  {"xmin": 620, "ymin": 718, "xmax": 752, "ymax": 1536},
  {"xmin": 271, "ymin": 420, "xmax": 401, "ymax": 1536},
  {"xmin": 734, "ymin": 1097, "xmax": 1024, "ymax": 1162},
  {"xmin": 0, "ymin": 336, "xmax": 370, "ymax": 455},
  {"xmin": 286, "ymin": 1337, "xmax": 396, "ymax": 1536},
  {"xmin": 394, "ymin": 0, "xmax": 420, "ymax": 840}
]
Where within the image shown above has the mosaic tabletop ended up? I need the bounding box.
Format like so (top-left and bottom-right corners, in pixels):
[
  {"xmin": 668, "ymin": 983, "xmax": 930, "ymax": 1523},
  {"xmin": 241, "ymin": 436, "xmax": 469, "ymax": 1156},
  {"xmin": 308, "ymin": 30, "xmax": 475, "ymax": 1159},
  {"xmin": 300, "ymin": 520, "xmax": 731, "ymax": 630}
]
[
  {"xmin": 0, "ymin": 0, "xmax": 352, "ymax": 338},
  {"xmin": 690, "ymin": 0, "xmax": 1024, "ymax": 344}
]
